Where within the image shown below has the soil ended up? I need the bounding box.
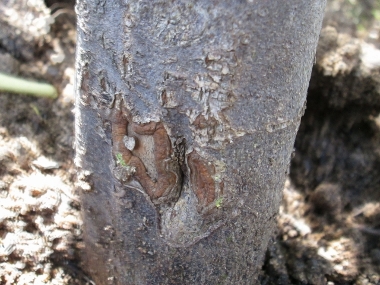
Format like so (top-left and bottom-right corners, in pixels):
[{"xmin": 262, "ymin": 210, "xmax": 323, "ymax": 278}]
[{"xmin": 0, "ymin": 1, "xmax": 379, "ymax": 284}]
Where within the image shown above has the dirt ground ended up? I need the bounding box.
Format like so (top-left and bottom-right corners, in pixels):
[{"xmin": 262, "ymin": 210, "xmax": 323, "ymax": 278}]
[{"xmin": 0, "ymin": 1, "xmax": 379, "ymax": 284}]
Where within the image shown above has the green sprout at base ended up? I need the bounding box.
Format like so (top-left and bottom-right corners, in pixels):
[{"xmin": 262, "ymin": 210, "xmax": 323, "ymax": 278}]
[
  {"xmin": 116, "ymin": 153, "xmax": 128, "ymax": 167},
  {"xmin": 215, "ymin": 197, "xmax": 223, "ymax": 208}
]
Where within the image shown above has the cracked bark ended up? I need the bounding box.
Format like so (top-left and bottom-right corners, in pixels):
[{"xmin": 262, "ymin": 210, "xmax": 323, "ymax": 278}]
[{"xmin": 75, "ymin": 1, "xmax": 326, "ymax": 284}]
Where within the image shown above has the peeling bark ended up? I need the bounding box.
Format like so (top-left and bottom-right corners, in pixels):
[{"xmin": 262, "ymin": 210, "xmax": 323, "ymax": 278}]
[{"xmin": 75, "ymin": 1, "xmax": 326, "ymax": 284}]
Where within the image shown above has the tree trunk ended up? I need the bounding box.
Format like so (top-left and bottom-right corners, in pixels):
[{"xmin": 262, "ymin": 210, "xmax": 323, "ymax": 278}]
[{"xmin": 74, "ymin": 1, "xmax": 326, "ymax": 284}]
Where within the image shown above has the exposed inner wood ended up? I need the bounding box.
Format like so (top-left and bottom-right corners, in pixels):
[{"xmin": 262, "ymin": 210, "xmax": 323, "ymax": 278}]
[{"xmin": 110, "ymin": 95, "xmax": 217, "ymax": 210}]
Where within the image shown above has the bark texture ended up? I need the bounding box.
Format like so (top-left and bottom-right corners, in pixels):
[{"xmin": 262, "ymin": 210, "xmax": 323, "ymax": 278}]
[{"xmin": 75, "ymin": 1, "xmax": 325, "ymax": 284}]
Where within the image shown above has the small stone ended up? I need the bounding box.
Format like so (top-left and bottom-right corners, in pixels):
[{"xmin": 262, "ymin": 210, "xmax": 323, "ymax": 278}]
[{"xmin": 32, "ymin": 156, "xmax": 60, "ymax": 170}]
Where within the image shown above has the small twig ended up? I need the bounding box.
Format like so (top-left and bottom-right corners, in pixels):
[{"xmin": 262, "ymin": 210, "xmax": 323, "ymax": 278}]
[
  {"xmin": 51, "ymin": 8, "xmax": 76, "ymax": 20},
  {"xmin": 353, "ymin": 224, "xmax": 380, "ymax": 236},
  {"xmin": 0, "ymin": 72, "xmax": 57, "ymax": 99},
  {"xmin": 49, "ymin": 2, "xmax": 73, "ymax": 13}
]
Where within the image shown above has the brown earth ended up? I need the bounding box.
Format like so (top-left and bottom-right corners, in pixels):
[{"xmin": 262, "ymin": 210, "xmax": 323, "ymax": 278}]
[{"xmin": 0, "ymin": 1, "xmax": 379, "ymax": 284}]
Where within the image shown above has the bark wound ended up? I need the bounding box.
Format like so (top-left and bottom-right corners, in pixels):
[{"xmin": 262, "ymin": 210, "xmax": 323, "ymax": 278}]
[
  {"xmin": 110, "ymin": 95, "xmax": 217, "ymax": 212},
  {"xmin": 188, "ymin": 151, "xmax": 216, "ymax": 212},
  {"xmin": 110, "ymin": 97, "xmax": 180, "ymax": 204}
]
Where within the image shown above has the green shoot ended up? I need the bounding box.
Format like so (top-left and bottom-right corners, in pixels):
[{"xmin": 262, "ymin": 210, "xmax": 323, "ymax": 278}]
[
  {"xmin": 30, "ymin": 104, "xmax": 42, "ymax": 118},
  {"xmin": 116, "ymin": 153, "xmax": 128, "ymax": 167},
  {"xmin": 0, "ymin": 72, "xmax": 57, "ymax": 99},
  {"xmin": 215, "ymin": 197, "xmax": 223, "ymax": 208}
]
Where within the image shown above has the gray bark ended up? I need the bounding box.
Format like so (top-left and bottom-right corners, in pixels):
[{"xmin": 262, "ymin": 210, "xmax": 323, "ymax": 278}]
[{"xmin": 75, "ymin": 1, "xmax": 325, "ymax": 284}]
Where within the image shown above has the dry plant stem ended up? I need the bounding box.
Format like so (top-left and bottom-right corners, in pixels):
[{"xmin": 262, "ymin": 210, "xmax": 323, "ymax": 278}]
[{"xmin": 0, "ymin": 72, "xmax": 57, "ymax": 98}]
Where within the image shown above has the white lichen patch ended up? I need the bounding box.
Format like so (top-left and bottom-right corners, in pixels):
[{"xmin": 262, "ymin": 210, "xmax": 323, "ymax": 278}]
[{"xmin": 123, "ymin": 135, "xmax": 136, "ymax": 151}]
